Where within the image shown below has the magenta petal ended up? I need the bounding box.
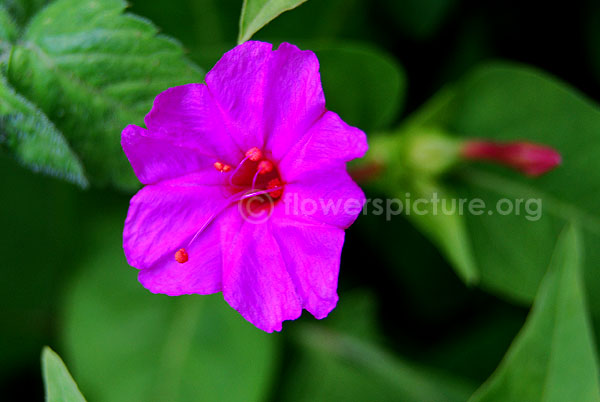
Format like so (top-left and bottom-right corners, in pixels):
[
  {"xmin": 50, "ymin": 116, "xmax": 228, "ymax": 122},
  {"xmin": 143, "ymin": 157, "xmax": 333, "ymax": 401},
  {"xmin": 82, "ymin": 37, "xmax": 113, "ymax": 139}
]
[
  {"xmin": 278, "ymin": 111, "xmax": 368, "ymax": 181},
  {"xmin": 271, "ymin": 218, "xmax": 344, "ymax": 319},
  {"xmin": 144, "ymin": 83, "xmax": 243, "ymax": 162},
  {"xmin": 137, "ymin": 216, "xmax": 223, "ymax": 296},
  {"xmin": 264, "ymin": 43, "xmax": 326, "ymax": 157},
  {"xmin": 206, "ymin": 42, "xmax": 326, "ymax": 154},
  {"xmin": 221, "ymin": 211, "xmax": 302, "ymax": 332},
  {"xmin": 281, "ymin": 170, "xmax": 366, "ymax": 229},
  {"xmin": 123, "ymin": 173, "xmax": 229, "ymax": 270},
  {"xmin": 122, "ymin": 124, "xmax": 224, "ymax": 185},
  {"xmin": 205, "ymin": 41, "xmax": 274, "ymax": 151}
]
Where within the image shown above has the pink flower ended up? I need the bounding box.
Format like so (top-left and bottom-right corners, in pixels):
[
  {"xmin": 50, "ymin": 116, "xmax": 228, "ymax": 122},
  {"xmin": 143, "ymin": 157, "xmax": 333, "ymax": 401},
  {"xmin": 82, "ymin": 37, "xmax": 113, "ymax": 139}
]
[
  {"xmin": 461, "ymin": 140, "xmax": 561, "ymax": 176},
  {"xmin": 121, "ymin": 42, "xmax": 368, "ymax": 332}
]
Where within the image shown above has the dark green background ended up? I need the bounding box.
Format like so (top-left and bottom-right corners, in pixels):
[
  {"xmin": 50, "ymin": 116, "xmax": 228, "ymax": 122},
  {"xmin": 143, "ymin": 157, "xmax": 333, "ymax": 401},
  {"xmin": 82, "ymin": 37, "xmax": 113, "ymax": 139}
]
[{"xmin": 2, "ymin": 0, "xmax": 600, "ymax": 400}]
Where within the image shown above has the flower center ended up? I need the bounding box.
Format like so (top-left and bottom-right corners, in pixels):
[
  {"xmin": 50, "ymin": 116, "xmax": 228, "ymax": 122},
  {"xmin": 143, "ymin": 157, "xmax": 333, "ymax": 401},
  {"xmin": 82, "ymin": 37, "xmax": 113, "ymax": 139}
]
[
  {"xmin": 175, "ymin": 147, "xmax": 283, "ymax": 263},
  {"xmin": 221, "ymin": 147, "xmax": 283, "ymax": 198}
]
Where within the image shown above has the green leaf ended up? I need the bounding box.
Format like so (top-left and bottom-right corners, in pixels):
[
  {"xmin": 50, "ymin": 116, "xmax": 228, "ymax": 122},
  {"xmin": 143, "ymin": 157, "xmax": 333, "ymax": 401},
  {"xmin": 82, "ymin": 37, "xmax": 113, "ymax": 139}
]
[
  {"xmin": 405, "ymin": 62, "xmax": 600, "ymax": 313},
  {"xmin": 238, "ymin": 0, "xmax": 308, "ymax": 43},
  {"xmin": 6, "ymin": 0, "xmax": 204, "ymax": 189},
  {"xmin": 0, "ymin": 75, "xmax": 88, "ymax": 187},
  {"xmin": 404, "ymin": 179, "xmax": 478, "ymax": 283},
  {"xmin": 61, "ymin": 214, "xmax": 279, "ymax": 402},
  {"xmin": 468, "ymin": 226, "xmax": 600, "ymax": 402},
  {"xmin": 42, "ymin": 347, "xmax": 87, "ymax": 402},
  {"xmin": 0, "ymin": 5, "xmax": 18, "ymax": 43},
  {"xmin": 316, "ymin": 43, "xmax": 406, "ymax": 132}
]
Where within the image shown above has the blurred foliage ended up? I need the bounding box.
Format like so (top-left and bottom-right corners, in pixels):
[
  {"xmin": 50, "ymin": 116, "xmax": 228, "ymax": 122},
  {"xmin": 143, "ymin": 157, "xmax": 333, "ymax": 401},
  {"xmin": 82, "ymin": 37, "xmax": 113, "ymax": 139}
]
[
  {"xmin": 281, "ymin": 293, "xmax": 476, "ymax": 402},
  {"xmin": 2, "ymin": 0, "xmax": 600, "ymax": 401},
  {"xmin": 367, "ymin": 62, "xmax": 600, "ymax": 317},
  {"xmin": 380, "ymin": 0, "xmax": 459, "ymax": 40},
  {"xmin": 0, "ymin": 151, "xmax": 81, "ymax": 381},
  {"xmin": 429, "ymin": 64, "xmax": 600, "ymax": 310},
  {"xmin": 587, "ymin": 1, "xmax": 600, "ymax": 85}
]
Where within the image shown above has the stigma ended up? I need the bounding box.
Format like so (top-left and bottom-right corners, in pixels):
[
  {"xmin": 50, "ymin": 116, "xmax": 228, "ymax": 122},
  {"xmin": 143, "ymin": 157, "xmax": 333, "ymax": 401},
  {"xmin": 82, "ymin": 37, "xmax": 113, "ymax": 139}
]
[
  {"xmin": 267, "ymin": 178, "xmax": 283, "ymax": 199},
  {"xmin": 175, "ymin": 248, "xmax": 189, "ymax": 263}
]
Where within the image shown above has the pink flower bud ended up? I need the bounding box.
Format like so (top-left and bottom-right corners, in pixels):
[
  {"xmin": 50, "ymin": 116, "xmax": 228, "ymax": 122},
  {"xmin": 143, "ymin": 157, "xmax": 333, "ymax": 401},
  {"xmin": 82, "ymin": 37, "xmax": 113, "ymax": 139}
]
[{"xmin": 461, "ymin": 140, "xmax": 562, "ymax": 176}]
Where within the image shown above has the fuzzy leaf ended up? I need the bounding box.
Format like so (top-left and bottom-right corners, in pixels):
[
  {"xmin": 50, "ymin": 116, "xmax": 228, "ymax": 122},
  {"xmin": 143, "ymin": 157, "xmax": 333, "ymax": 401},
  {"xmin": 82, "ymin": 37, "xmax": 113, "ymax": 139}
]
[
  {"xmin": 0, "ymin": 75, "xmax": 88, "ymax": 187},
  {"xmin": 6, "ymin": 0, "xmax": 204, "ymax": 189}
]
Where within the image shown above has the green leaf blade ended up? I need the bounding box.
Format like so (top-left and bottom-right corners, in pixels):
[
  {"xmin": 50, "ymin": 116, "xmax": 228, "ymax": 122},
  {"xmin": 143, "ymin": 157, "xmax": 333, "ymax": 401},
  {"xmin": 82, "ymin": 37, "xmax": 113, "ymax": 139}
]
[
  {"xmin": 405, "ymin": 180, "xmax": 478, "ymax": 283},
  {"xmin": 468, "ymin": 226, "xmax": 600, "ymax": 402},
  {"xmin": 238, "ymin": 0, "xmax": 308, "ymax": 43},
  {"xmin": 42, "ymin": 346, "xmax": 87, "ymax": 402},
  {"xmin": 316, "ymin": 43, "xmax": 406, "ymax": 132}
]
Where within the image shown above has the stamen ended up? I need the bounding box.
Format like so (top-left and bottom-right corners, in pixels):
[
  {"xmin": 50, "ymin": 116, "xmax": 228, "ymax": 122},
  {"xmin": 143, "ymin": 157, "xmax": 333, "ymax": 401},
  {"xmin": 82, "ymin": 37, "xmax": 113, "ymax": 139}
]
[
  {"xmin": 175, "ymin": 248, "xmax": 188, "ymax": 264},
  {"xmin": 245, "ymin": 147, "xmax": 263, "ymax": 162},
  {"xmin": 258, "ymin": 160, "xmax": 273, "ymax": 173},
  {"xmin": 267, "ymin": 178, "xmax": 283, "ymax": 199},
  {"xmin": 238, "ymin": 186, "xmax": 285, "ymax": 204},
  {"xmin": 228, "ymin": 148, "xmax": 264, "ymax": 186},
  {"xmin": 251, "ymin": 160, "xmax": 275, "ymax": 189},
  {"xmin": 228, "ymin": 156, "xmax": 250, "ymax": 186},
  {"xmin": 214, "ymin": 161, "xmax": 232, "ymax": 172}
]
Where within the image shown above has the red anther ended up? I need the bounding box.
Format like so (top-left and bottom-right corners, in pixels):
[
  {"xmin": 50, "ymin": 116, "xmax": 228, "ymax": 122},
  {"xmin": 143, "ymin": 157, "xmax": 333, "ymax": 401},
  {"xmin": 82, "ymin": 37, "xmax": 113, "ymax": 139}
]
[
  {"xmin": 175, "ymin": 248, "xmax": 188, "ymax": 264},
  {"xmin": 245, "ymin": 147, "xmax": 263, "ymax": 162},
  {"xmin": 267, "ymin": 178, "xmax": 283, "ymax": 199},
  {"xmin": 257, "ymin": 160, "xmax": 274, "ymax": 174},
  {"xmin": 214, "ymin": 161, "xmax": 232, "ymax": 172}
]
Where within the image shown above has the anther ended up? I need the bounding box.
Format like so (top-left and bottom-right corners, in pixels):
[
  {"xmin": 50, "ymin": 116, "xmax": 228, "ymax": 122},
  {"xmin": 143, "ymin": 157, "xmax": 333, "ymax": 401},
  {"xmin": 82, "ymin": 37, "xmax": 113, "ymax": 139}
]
[
  {"xmin": 214, "ymin": 161, "xmax": 231, "ymax": 172},
  {"xmin": 245, "ymin": 147, "xmax": 263, "ymax": 162},
  {"xmin": 257, "ymin": 160, "xmax": 273, "ymax": 174},
  {"xmin": 251, "ymin": 160, "xmax": 275, "ymax": 189},
  {"xmin": 267, "ymin": 178, "xmax": 283, "ymax": 199},
  {"xmin": 175, "ymin": 248, "xmax": 188, "ymax": 264}
]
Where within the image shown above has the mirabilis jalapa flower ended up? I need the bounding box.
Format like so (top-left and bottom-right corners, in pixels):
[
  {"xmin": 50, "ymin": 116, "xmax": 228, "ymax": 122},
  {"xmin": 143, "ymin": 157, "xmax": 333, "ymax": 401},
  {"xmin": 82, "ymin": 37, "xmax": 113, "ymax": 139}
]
[{"xmin": 121, "ymin": 41, "xmax": 368, "ymax": 332}]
